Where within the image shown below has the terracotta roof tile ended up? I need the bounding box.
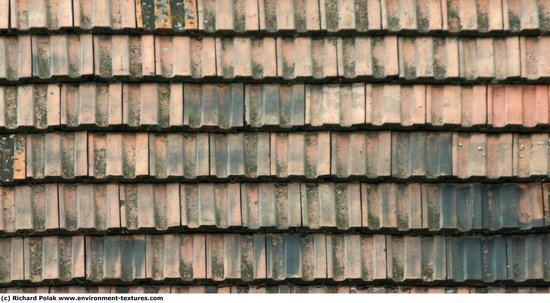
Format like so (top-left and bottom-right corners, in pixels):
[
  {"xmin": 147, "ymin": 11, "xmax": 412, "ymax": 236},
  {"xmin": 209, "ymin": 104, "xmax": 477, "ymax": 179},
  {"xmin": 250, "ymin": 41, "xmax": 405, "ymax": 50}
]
[
  {"xmin": 485, "ymin": 183, "xmax": 544, "ymax": 230},
  {"xmin": 0, "ymin": 0, "xmax": 8, "ymax": 29},
  {"xmin": 382, "ymin": 0, "xmax": 443, "ymax": 32},
  {"xmin": 337, "ymin": 36, "xmax": 399, "ymax": 78},
  {"xmin": 75, "ymin": 0, "xmax": 137, "ymax": 29},
  {"xmin": 277, "ymin": 37, "xmax": 338, "ymax": 79},
  {"xmin": 61, "ymin": 83, "xmax": 122, "ymax": 127},
  {"xmin": 245, "ymin": 84, "xmax": 305, "ymax": 128},
  {"xmin": 261, "ymin": 0, "xmax": 320, "ymax": 32},
  {"xmin": 386, "ymin": 236, "xmax": 446, "ymax": 282},
  {"xmin": 306, "ymin": 84, "xmax": 365, "ymax": 126},
  {"xmin": 137, "ymin": 0, "xmax": 197, "ymax": 30},
  {"xmin": 217, "ymin": 37, "xmax": 277, "ymax": 79},
  {"xmin": 521, "ymin": 37, "xmax": 550, "ymax": 80},
  {"xmin": 271, "ymin": 132, "xmax": 330, "ymax": 178},
  {"xmin": 149, "ymin": 133, "xmax": 209, "ymax": 178},
  {"xmin": 155, "ymin": 36, "xmax": 216, "ymax": 78},
  {"xmin": 94, "ymin": 35, "xmax": 155, "ymax": 78},
  {"xmin": 427, "ymin": 85, "xmax": 486, "ymax": 127},
  {"xmin": 488, "ymin": 85, "xmax": 550, "ymax": 128},
  {"xmin": 32, "ymin": 35, "xmax": 93, "ymax": 79},
  {"xmin": 0, "ymin": 36, "xmax": 32, "ymax": 81},
  {"xmin": 301, "ymin": 183, "xmax": 361, "ymax": 229},
  {"xmin": 181, "ymin": 183, "xmax": 241, "ymax": 228},
  {"xmin": 452, "ymin": 133, "xmax": 513, "ymax": 178},
  {"xmin": 184, "ymin": 84, "xmax": 244, "ymax": 128},
  {"xmin": 504, "ymin": 0, "xmax": 550, "ymax": 32},
  {"xmin": 241, "ymin": 183, "xmax": 301, "ymax": 229},
  {"xmin": 366, "ymin": 84, "xmax": 425, "ymax": 126},
  {"xmin": 443, "ymin": 0, "xmax": 505, "ymax": 32},
  {"xmin": 513, "ymin": 133, "xmax": 550, "ymax": 177},
  {"xmin": 0, "ymin": 237, "xmax": 24, "ymax": 282},
  {"xmin": 200, "ymin": 0, "xmax": 258, "ymax": 32},
  {"xmin": 460, "ymin": 37, "xmax": 521, "ymax": 80},
  {"xmin": 88, "ymin": 133, "xmax": 149, "ymax": 178},
  {"xmin": 210, "ymin": 133, "xmax": 270, "ymax": 178},
  {"xmin": 326, "ymin": 234, "xmax": 384, "ymax": 281},
  {"xmin": 11, "ymin": 0, "xmax": 73, "ymax": 30},
  {"xmin": 506, "ymin": 235, "xmax": 549, "ymax": 281}
]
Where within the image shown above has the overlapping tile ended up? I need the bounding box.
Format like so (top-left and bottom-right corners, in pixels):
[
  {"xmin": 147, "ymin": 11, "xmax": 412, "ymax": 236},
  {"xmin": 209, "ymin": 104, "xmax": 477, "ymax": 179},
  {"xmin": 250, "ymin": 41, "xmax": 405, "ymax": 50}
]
[
  {"xmin": 398, "ymin": 37, "xmax": 459, "ymax": 79},
  {"xmin": 504, "ymin": 0, "xmax": 550, "ymax": 32},
  {"xmin": 61, "ymin": 83, "xmax": 122, "ymax": 127},
  {"xmin": 0, "ymin": 36, "xmax": 32, "ymax": 80},
  {"xmin": 337, "ymin": 37, "xmax": 398, "ymax": 78},
  {"xmin": 200, "ymin": 0, "xmax": 258, "ymax": 32},
  {"xmin": 261, "ymin": 0, "xmax": 320, "ymax": 32},
  {"xmin": 513, "ymin": 133, "xmax": 550, "ymax": 177},
  {"xmin": 217, "ymin": 37, "xmax": 277, "ymax": 79},
  {"xmin": 210, "ymin": 133, "xmax": 270, "ymax": 178},
  {"xmin": 277, "ymin": 37, "xmax": 338, "ymax": 79},
  {"xmin": 301, "ymin": 183, "xmax": 361, "ymax": 229},
  {"xmin": 452, "ymin": 133, "xmax": 513, "ymax": 178},
  {"xmin": 382, "ymin": 0, "xmax": 443, "ymax": 32},
  {"xmin": 488, "ymin": 85, "xmax": 550, "ymax": 128},
  {"xmin": 94, "ymin": 35, "xmax": 155, "ymax": 78},
  {"xmin": 270, "ymin": 132, "xmax": 330, "ymax": 178},
  {"xmin": 10, "ymin": 0, "xmax": 73, "ymax": 30},
  {"xmin": 331, "ymin": 132, "xmax": 391, "ymax": 178},
  {"xmin": 241, "ymin": 183, "xmax": 301, "ymax": 229},
  {"xmin": 74, "ymin": 0, "xmax": 138, "ymax": 29},
  {"xmin": 245, "ymin": 84, "xmax": 305, "ymax": 128},
  {"xmin": 506, "ymin": 235, "xmax": 550, "ymax": 281},
  {"xmin": 181, "ymin": 183, "xmax": 241, "ymax": 228},
  {"xmin": 0, "ymin": 185, "xmax": 59, "ymax": 232},
  {"xmin": 365, "ymin": 84, "xmax": 424, "ymax": 126},
  {"xmin": 459, "ymin": 37, "xmax": 521, "ymax": 80},
  {"xmin": 184, "ymin": 84, "xmax": 243, "ymax": 128},
  {"xmin": 155, "ymin": 36, "xmax": 215, "ymax": 78},
  {"xmin": 88, "ymin": 133, "xmax": 148, "ymax": 178},
  {"xmin": 443, "ymin": 0, "xmax": 505, "ymax": 32},
  {"xmin": 386, "ymin": 236, "xmax": 446, "ymax": 281},
  {"xmin": 122, "ymin": 83, "xmax": 174, "ymax": 127},
  {"xmin": 138, "ymin": 0, "xmax": 198, "ymax": 30},
  {"xmin": 306, "ymin": 84, "xmax": 365, "ymax": 126},
  {"xmin": 32, "ymin": 35, "xmax": 93, "ymax": 79},
  {"xmin": 427, "ymin": 85, "xmax": 486, "ymax": 126}
]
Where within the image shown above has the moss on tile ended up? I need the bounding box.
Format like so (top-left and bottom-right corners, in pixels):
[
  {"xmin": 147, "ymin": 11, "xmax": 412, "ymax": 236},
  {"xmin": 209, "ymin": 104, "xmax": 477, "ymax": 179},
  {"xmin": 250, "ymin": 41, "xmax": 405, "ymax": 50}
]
[
  {"xmin": 427, "ymin": 202, "xmax": 440, "ymax": 230},
  {"xmin": 282, "ymin": 60, "xmax": 295, "ymax": 79},
  {"xmin": 372, "ymin": 57, "xmax": 384, "ymax": 78},
  {"xmin": 93, "ymin": 146, "xmax": 106, "ymax": 177},
  {"xmin": 211, "ymin": 253, "xmax": 224, "ymax": 280},
  {"xmin": 33, "ymin": 86, "xmax": 48, "ymax": 128},
  {"xmin": 28, "ymin": 239, "xmax": 42, "ymax": 278},
  {"xmin": 508, "ymin": 12, "xmax": 520, "ymax": 31},
  {"xmin": 252, "ymin": 64, "xmax": 263, "ymax": 79},
  {"xmin": 477, "ymin": 12, "xmax": 489, "ymax": 31},
  {"xmin": 392, "ymin": 256, "xmax": 404, "ymax": 281},
  {"xmin": 540, "ymin": 4, "xmax": 550, "ymax": 30},
  {"xmin": 355, "ymin": 0, "xmax": 369, "ymax": 30},
  {"xmin": 203, "ymin": 10, "xmax": 216, "ymax": 32},
  {"xmin": 61, "ymin": 148, "xmax": 73, "ymax": 178},
  {"xmin": 334, "ymin": 185, "xmax": 348, "ymax": 229},
  {"xmin": 158, "ymin": 85, "xmax": 170, "ymax": 128},
  {"xmin": 396, "ymin": 213, "xmax": 408, "ymax": 230},
  {"xmin": 367, "ymin": 212, "xmax": 380, "ymax": 229},
  {"xmin": 99, "ymin": 51, "xmax": 112, "ymax": 77},
  {"xmin": 58, "ymin": 239, "xmax": 71, "ymax": 280},
  {"xmin": 447, "ymin": 1, "xmax": 461, "ymax": 31},
  {"xmin": 123, "ymin": 187, "xmax": 138, "ymax": 229},
  {"xmin": 388, "ymin": 16, "xmax": 400, "ymax": 30},
  {"xmin": 404, "ymin": 64, "xmax": 416, "ymax": 79},
  {"xmin": 4, "ymin": 87, "xmax": 17, "ymax": 128},
  {"xmin": 324, "ymin": 0, "xmax": 338, "ymax": 31},
  {"xmin": 421, "ymin": 260, "xmax": 434, "ymax": 280}
]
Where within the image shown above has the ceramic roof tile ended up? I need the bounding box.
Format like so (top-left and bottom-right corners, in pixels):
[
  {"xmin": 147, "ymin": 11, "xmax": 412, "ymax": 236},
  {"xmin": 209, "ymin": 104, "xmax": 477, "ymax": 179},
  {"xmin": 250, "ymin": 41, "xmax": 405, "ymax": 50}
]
[
  {"xmin": 122, "ymin": 83, "xmax": 172, "ymax": 127},
  {"xmin": 270, "ymin": 132, "xmax": 330, "ymax": 178},
  {"xmin": 241, "ymin": 183, "xmax": 301, "ymax": 229},
  {"xmin": 32, "ymin": 35, "xmax": 93, "ymax": 79},
  {"xmin": 137, "ymin": 0, "xmax": 198, "ymax": 30},
  {"xmin": 183, "ymin": 83, "xmax": 244, "ymax": 128},
  {"xmin": 210, "ymin": 133, "xmax": 270, "ymax": 178},
  {"xmin": 301, "ymin": 183, "xmax": 361, "ymax": 229},
  {"xmin": 488, "ymin": 85, "xmax": 550, "ymax": 128},
  {"xmin": 362, "ymin": 183, "xmax": 423, "ymax": 230},
  {"xmin": 386, "ymin": 236, "xmax": 446, "ymax": 282},
  {"xmin": 337, "ymin": 36, "xmax": 399, "ymax": 78},
  {"xmin": 261, "ymin": 0, "xmax": 321, "ymax": 32},
  {"xmin": 443, "ymin": 0, "xmax": 505, "ymax": 32},
  {"xmin": 504, "ymin": 0, "xmax": 550, "ymax": 32},
  {"xmin": 521, "ymin": 37, "xmax": 550, "ymax": 80},
  {"xmin": 88, "ymin": 133, "xmax": 149, "ymax": 178},
  {"xmin": 459, "ymin": 37, "xmax": 521, "ymax": 80},
  {"xmin": 74, "ymin": 0, "xmax": 137, "ymax": 29},
  {"xmin": 0, "ymin": 237, "xmax": 24, "ymax": 283},
  {"xmin": 0, "ymin": 185, "xmax": 58, "ymax": 233},
  {"xmin": 306, "ymin": 84, "xmax": 366, "ymax": 126},
  {"xmin": 427, "ymin": 85, "xmax": 487, "ymax": 127},
  {"xmin": 61, "ymin": 83, "xmax": 122, "ymax": 127},
  {"xmin": 506, "ymin": 235, "xmax": 550, "ymax": 282},
  {"xmin": 382, "ymin": 0, "xmax": 443, "ymax": 31},
  {"xmin": 399, "ymin": 37, "xmax": 459, "ymax": 79},
  {"xmin": 149, "ymin": 133, "xmax": 209, "ymax": 178},
  {"xmin": 199, "ymin": 0, "xmax": 258, "ymax": 32},
  {"xmin": 26, "ymin": 132, "xmax": 87, "ymax": 179},
  {"xmin": 331, "ymin": 131, "xmax": 391, "ymax": 178},
  {"xmin": 0, "ymin": 36, "xmax": 32, "ymax": 81},
  {"xmin": 217, "ymin": 37, "xmax": 277, "ymax": 79},
  {"xmin": 10, "ymin": 0, "xmax": 73, "ymax": 30},
  {"xmin": 513, "ymin": 133, "xmax": 550, "ymax": 177},
  {"xmin": 485, "ymin": 183, "xmax": 544, "ymax": 230},
  {"xmin": 365, "ymin": 84, "xmax": 425, "ymax": 126},
  {"xmin": 155, "ymin": 36, "xmax": 216, "ymax": 78},
  {"xmin": 245, "ymin": 84, "xmax": 305, "ymax": 128},
  {"xmin": 94, "ymin": 35, "xmax": 155, "ymax": 78},
  {"xmin": 321, "ymin": 0, "xmax": 381, "ymax": 32},
  {"xmin": 452, "ymin": 133, "xmax": 513, "ymax": 178},
  {"xmin": 0, "ymin": 135, "xmax": 25, "ymax": 181},
  {"xmin": 0, "ymin": 0, "xmax": 8, "ymax": 29},
  {"xmin": 277, "ymin": 37, "xmax": 338, "ymax": 79},
  {"xmin": 181, "ymin": 183, "xmax": 241, "ymax": 228}
]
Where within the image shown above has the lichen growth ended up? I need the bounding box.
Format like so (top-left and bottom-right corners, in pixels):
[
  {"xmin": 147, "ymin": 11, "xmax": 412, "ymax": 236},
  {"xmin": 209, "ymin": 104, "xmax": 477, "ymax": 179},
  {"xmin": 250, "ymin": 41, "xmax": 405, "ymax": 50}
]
[
  {"xmin": 421, "ymin": 260, "xmax": 434, "ymax": 280},
  {"xmin": 368, "ymin": 212, "xmax": 380, "ymax": 228},
  {"xmin": 508, "ymin": 12, "xmax": 521, "ymax": 31},
  {"xmin": 392, "ymin": 256, "xmax": 404, "ymax": 280},
  {"xmin": 427, "ymin": 202, "xmax": 441, "ymax": 230}
]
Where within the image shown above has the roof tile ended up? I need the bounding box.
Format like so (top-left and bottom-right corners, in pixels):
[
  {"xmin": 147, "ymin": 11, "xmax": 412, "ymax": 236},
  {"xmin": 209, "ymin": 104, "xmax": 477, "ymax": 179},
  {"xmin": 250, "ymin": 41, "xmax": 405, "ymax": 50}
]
[
  {"xmin": 327, "ymin": 235, "xmax": 387, "ymax": 281},
  {"xmin": 459, "ymin": 37, "xmax": 521, "ymax": 79},
  {"xmin": 0, "ymin": 0, "xmax": 8, "ymax": 29},
  {"xmin": 199, "ymin": 0, "xmax": 258, "ymax": 32},
  {"xmin": 27, "ymin": 132, "xmax": 87, "ymax": 179},
  {"xmin": 155, "ymin": 36, "xmax": 216, "ymax": 78},
  {"xmin": 245, "ymin": 84, "xmax": 305, "ymax": 128},
  {"xmin": 337, "ymin": 36, "xmax": 399, "ymax": 78},
  {"xmin": 210, "ymin": 133, "xmax": 270, "ymax": 178},
  {"xmin": 488, "ymin": 85, "xmax": 550, "ymax": 128},
  {"xmin": 0, "ymin": 36, "xmax": 32, "ymax": 80},
  {"xmin": 306, "ymin": 84, "xmax": 365, "ymax": 126},
  {"xmin": 137, "ymin": 0, "xmax": 197, "ymax": 30},
  {"xmin": 362, "ymin": 183, "xmax": 423, "ymax": 230},
  {"xmin": 485, "ymin": 183, "xmax": 544, "ymax": 230},
  {"xmin": 122, "ymin": 83, "xmax": 172, "ymax": 127},
  {"xmin": 277, "ymin": 37, "xmax": 338, "ymax": 79},
  {"xmin": 366, "ymin": 84, "xmax": 425, "ymax": 126},
  {"xmin": 444, "ymin": 0, "xmax": 504, "ymax": 32},
  {"xmin": 32, "ymin": 35, "xmax": 93, "ymax": 79},
  {"xmin": 427, "ymin": 85, "xmax": 486, "ymax": 127},
  {"xmin": 0, "ymin": 135, "xmax": 25, "ymax": 181},
  {"xmin": 0, "ymin": 237, "xmax": 24, "ymax": 282},
  {"xmin": 184, "ymin": 83, "xmax": 244, "ymax": 128},
  {"xmin": 521, "ymin": 37, "xmax": 550, "ymax": 80},
  {"xmin": 503, "ymin": 0, "xmax": 547, "ymax": 32},
  {"xmin": 382, "ymin": 0, "xmax": 443, "ymax": 32},
  {"xmin": 86, "ymin": 235, "xmax": 147, "ymax": 282},
  {"xmin": 61, "ymin": 83, "xmax": 122, "ymax": 127},
  {"xmin": 181, "ymin": 183, "xmax": 241, "ymax": 228},
  {"xmin": 241, "ymin": 183, "xmax": 301, "ymax": 229},
  {"xmin": 301, "ymin": 183, "xmax": 361, "ymax": 229},
  {"xmin": 149, "ymin": 133, "xmax": 209, "ymax": 178},
  {"xmin": 399, "ymin": 37, "xmax": 460, "ymax": 79},
  {"xmin": 331, "ymin": 131, "xmax": 391, "ymax": 178},
  {"xmin": 506, "ymin": 235, "xmax": 550, "ymax": 281},
  {"xmin": 11, "ymin": 0, "xmax": 73, "ymax": 30},
  {"xmin": 513, "ymin": 133, "xmax": 550, "ymax": 177},
  {"xmin": 320, "ymin": 0, "xmax": 380, "ymax": 32},
  {"xmin": 452, "ymin": 133, "xmax": 513, "ymax": 178},
  {"xmin": 75, "ymin": 0, "xmax": 137, "ymax": 29},
  {"xmin": 261, "ymin": 0, "xmax": 321, "ymax": 32},
  {"xmin": 88, "ymin": 133, "xmax": 149, "ymax": 178},
  {"xmin": 271, "ymin": 132, "xmax": 330, "ymax": 178},
  {"xmin": 386, "ymin": 236, "xmax": 446, "ymax": 282},
  {"xmin": 12, "ymin": 185, "xmax": 58, "ymax": 232},
  {"xmin": 217, "ymin": 37, "xmax": 277, "ymax": 79},
  {"xmin": 94, "ymin": 35, "xmax": 155, "ymax": 78}
]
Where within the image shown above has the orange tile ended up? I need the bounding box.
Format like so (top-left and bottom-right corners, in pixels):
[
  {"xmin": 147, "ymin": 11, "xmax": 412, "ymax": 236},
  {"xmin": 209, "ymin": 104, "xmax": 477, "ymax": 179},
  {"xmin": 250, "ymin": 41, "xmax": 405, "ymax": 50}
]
[
  {"xmin": 427, "ymin": 85, "xmax": 486, "ymax": 126},
  {"xmin": 271, "ymin": 132, "xmax": 330, "ymax": 178},
  {"xmin": 241, "ymin": 183, "xmax": 301, "ymax": 229},
  {"xmin": 0, "ymin": 0, "xmax": 8, "ymax": 29},
  {"xmin": 94, "ymin": 35, "xmax": 155, "ymax": 78},
  {"xmin": 11, "ymin": 0, "xmax": 73, "ymax": 29},
  {"xmin": 0, "ymin": 36, "xmax": 32, "ymax": 80},
  {"xmin": 302, "ymin": 183, "xmax": 361, "ymax": 229},
  {"xmin": 216, "ymin": 37, "xmax": 277, "ymax": 78},
  {"xmin": 366, "ymin": 84, "xmax": 425, "ymax": 126},
  {"xmin": 260, "ymin": 0, "xmax": 320, "ymax": 32},
  {"xmin": 277, "ymin": 37, "xmax": 338, "ymax": 79},
  {"xmin": 521, "ymin": 36, "xmax": 550, "ymax": 80},
  {"xmin": 320, "ymin": 0, "xmax": 381, "ymax": 31},
  {"xmin": 331, "ymin": 132, "xmax": 391, "ymax": 178},
  {"xmin": 199, "ymin": 0, "xmax": 259, "ymax": 32},
  {"xmin": 61, "ymin": 83, "xmax": 122, "ymax": 127},
  {"xmin": 155, "ymin": 36, "xmax": 216, "ymax": 78},
  {"xmin": 513, "ymin": 133, "xmax": 550, "ymax": 177}
]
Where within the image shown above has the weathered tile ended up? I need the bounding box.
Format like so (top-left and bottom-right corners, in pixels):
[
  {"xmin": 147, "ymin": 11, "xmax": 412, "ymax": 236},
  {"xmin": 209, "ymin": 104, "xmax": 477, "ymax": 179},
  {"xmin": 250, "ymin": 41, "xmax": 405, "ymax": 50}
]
[
  {"xmin": 452, "ymin": 133, "xmax": 513, "ymax": 178},
  {"xmin": 137, "ymin": 0, "xmax": 197, "ymax": 30},
  {"xmin": 306, "ymin": 84, "xmax": 365, "ymax": 126},
  {"xmin": 446, "ymin": 236, "xmax": 507, "ymax": 282},
  {"xmin": 427, "ymin": 85, "xmax": 487, "ymax": 126},
  {"xmin": 337, "ymin": 36, "xmax": 399, "ymax": 78},
  {"xmin": 0, "ymin": 85, "xmax": 59, "ymax": 130},
  {"xmin": 422, "ymin": 184, "xmax": 483, "ymax": 231},
  {"xmin": 331, "ymin": 132, "xmax": 391, "ymax": 178},
  {"xmin": 119, "ymin": 184, "xmax": 179, "ymax": 230},
  {"xmin": 261, "ymin": 0, "xmax": 320, "ymax": 32},
  {"xmin": 210, "ymin": 133, "xmax": 270, "ymax": 178},
  {"xmin": 521, "ymin": 37, "xmax": 550, "ymax": 80},
  {"xmin": 199, "ymin": 0, "xmax": 258, "ymax": 32},
  {"xmin": 398, "ymin": 37, "xmax": 460, "ymax": 79},
  {"xmin": 503, "ymin": 0, "xmax": 545, "ymax": 32},
  {"xmin": 382, "ymin": 0, "xmax": 443, "ymax": 31},
  {"xmin": 488, "ymin": 85, "xmax": 550, "ymax": 127},
  {"xmin": 386, "ymin": 236, "xmax": 446, "ymax": 282},
  {"xmin": 484, "ymin": 184, "xmax": 544, "ymax": 230},
  {"xmin": 266, "ymin": 234, "xmax": 326, "ymax": 281},
  {"xmin": 277, "ymin": 37, "xmax": 338, "ymax": 79},
  {"xmin": 122, "ymin": 83, "xmax": 180, "ymax": 127},
  {"xmin": 11, "ymin": 0, "xmax": 73, "ymax": 29},
  {"xmin": 86, "ymin": 235, "xmax": 147, "ymax": 282},
  {"xmin": 0, "ymin": 185, "xmax": 58, "ymax": 233},
  {"xmin": 506, "ymin": 235, "xmax": 549, "ymax": 281},
  {"xmin": 206, "ymin": 234, "xmax": 266, "ymax": 281},
  {"xmin": 75, "ymin": 0, "xmax": 137, "ymax": 29},
  {"xmin": 181, "ymin": 183, "xmax": 241, "ymax": 228},
  {"xmin": 94, "ymin": 35, "xmax": 155, "ymax": 78},
  {"xmin": 61, "ymin": 84, "xmax": 122, "ymax": 127},
  {"xmin": 241, "ymin": 183, "xmax": 301, "ymax": 229},
  {"xmin": 145, "ymin": 234, "xmax": 207, "ymax": 281},
  {"xmin": 59, "ymin": 184, "xmax": 120, "ymax": 231},
  {"xmin": 362, "ymin": 183, "xmax": 423, "ymax": 230},
  {"xmin": 0, "ymin": 36, "xmax": 32, "ymax": 80},
  {"xmin": 27, "ymin": 132, "xmax": 87, "ymax": 179},
  {"xmin": 0, "ymin": 238, "xmax": 25, "ymax": 283},
  {"xmin": 32, "ymin": 35, "xmax": 94, "ymax": 79},
  {"xmin": 184, "ymin": 84, "xmax": 244, "ymax": 128},
  {"xmin": 391, "ymin": 132, "xmax": 453, "ymax": 178},
  {"xmin": 301, "ymin": 183, "xmax": 361, "ymax": 229},
  {"xmin": 216, "ymin": 37, "xmax": 277, "ymax": 79},
  {"xmin": 320, "ymin": 0, "xmax": 381, "ymax": 31},
  {"xmin": 513, "ymin": 133, "xmax": 550, "ymax": 177},
  {"xmin": 149, "ymin": 133, "xmax": 209, "ymax": 178},
  {"xmin": 366, "ymin": 84, "xmax": 425, "ymax": 126},
  {"xmin": 0, "ymin": 135, "xmax": 25, "ymax": 181},
  {"xmin": 155, "ymin": 36, "xmax": 216, "ymax": 78},
  {"xmin": 444, "ymin": 0, "xmax": 504, "ymax": 32},
  {"xmin": 271, "ymin": 132, "xmax": 330, "ymax": 178},
  {"xmin": 328, "ymin": 234, "xmax": 386, "ymax": 281},
  {"xmin": 245, "ymin": 84, "xmax": 305, "ymax": 127},
  {"xmin": 0, "ymin": 0, "xmax": 8, "ymax": 29},
  {"xmin": 23, "ymin": 236, "xmax": 85, "ymax": 282},
  {"xmin": 460, "ymin": 37, "xmax": 521, "ymax": 79},
  {"xmin": 88, "ymin": 133, "xmax": 148, "ymax": 178}
]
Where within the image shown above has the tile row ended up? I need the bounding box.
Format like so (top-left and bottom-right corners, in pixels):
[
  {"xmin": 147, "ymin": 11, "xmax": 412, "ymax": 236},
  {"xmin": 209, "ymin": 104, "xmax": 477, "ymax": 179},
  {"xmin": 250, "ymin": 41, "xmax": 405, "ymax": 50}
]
[
  {"xmin": 4, "ymin": 285, "xmax": 550, "ymax": 294},
  {"xmin": 2, "ymin": 35, "xmax": 550, "ymax": 81},
  {"xmin": 3, "ymin": 131, "xmax": 550, "ymax": 181},
  {"xmin": 2, "ymin": 0, "xmax": 550, "ymax": 33},
  {"xmin": 0, "ymin": 182, "xmax": 546, "ymax": 233},
  {"xmin": 2, "ymin": 83, "xmax": 550, "ymax": 130},
  {"xmin": 1, "ymin": 233, "xmax": 550, "ymax": 283}
]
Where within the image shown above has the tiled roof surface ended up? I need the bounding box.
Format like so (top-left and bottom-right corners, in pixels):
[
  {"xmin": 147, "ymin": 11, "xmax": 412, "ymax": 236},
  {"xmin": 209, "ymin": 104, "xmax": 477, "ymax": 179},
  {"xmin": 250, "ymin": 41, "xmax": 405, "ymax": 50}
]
[{"xmin": 1, "ymin": 0, "xmax": 550, "ymax": 293}]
